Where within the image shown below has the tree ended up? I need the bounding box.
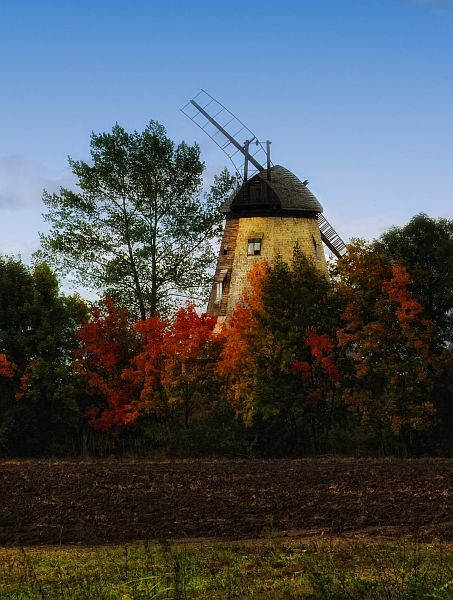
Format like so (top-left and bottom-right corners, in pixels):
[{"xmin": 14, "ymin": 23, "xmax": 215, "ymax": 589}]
[
  {"xmin": 0, "ymin": 354, "xmax": 15, "ymax": 379},
  {"xmin": 129, "ymin": 304, "xmax": 221, "ymax": 430},
  {"xmin": 377, "ymin": 214, "xmax": 453, "ymax": 348},
  {"xmin": 216, "ymin": 261, "xmax": 268, "ymax": 425},
  {"xmin": 0, "ymin": 256, "xmax": 88, "ymax": 455},
  {"xmin": 219, "ymin": 249, "xmax": 342, "ymax": 455},
  {"xmin": 336, "ymin": 241, "xmax": 437, "ymax": 454},
  {"xmin": 74, "ymin": 298, "xmax": 142, "ymax": 435},
  {"xmin": 375, "ymin": 215, "xmax": 453, "ymax": 453},
  {"xmin": 0, "ymin": 353, "xmax": 16, "ymax": 449},
  {"xmin": 158, "ymin": 305, "xmax": 220, "ymax": 427},
  {"xmin": 38, "ymin": 122, "xmax": 238, "ymax": 319}
]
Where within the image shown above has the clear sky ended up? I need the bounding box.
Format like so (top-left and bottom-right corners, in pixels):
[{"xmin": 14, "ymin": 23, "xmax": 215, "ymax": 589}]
[{"xmin": 1, "ymin": 0, "xmax": 452, "ymax": 272}]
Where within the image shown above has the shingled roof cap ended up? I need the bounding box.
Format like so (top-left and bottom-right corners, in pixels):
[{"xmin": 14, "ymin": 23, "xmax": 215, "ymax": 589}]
[{"xmin": 221, "ymin": 165, "xmax": 323, "ymax": 214}]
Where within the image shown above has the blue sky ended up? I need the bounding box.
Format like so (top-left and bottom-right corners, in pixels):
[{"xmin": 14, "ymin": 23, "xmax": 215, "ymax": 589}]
[{"xmin": 1, "ymin": 0, "xmax": 452, "ymax": 272}]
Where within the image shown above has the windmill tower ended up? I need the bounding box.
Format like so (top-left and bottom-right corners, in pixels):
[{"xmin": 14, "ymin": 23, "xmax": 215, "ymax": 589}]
[{"xmin": 182, "ymin": 90, "xmax": 347, "ymax": 322}]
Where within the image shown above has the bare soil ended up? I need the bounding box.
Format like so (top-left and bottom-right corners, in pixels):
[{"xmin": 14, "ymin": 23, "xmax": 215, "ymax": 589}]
[{"xmin": 0, "ymin": 458, "xmax": 452, "ymax": 546}]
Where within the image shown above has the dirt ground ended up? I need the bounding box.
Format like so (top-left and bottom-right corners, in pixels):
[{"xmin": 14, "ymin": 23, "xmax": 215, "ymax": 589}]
[{"xmin": 0, "ymin": 458, "xmax": 452, "ymax": 546}]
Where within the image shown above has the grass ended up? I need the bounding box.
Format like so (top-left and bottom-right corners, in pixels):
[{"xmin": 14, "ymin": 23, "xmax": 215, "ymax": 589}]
[{"xmin": 0, "ymin": 537, "xmax": 452, "ymax": 599}]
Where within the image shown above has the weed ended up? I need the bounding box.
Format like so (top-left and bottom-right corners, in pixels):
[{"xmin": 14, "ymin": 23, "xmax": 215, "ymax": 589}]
[{"xmin": 0, "ymin": 537, "xmax": 452, "ymax": 599}]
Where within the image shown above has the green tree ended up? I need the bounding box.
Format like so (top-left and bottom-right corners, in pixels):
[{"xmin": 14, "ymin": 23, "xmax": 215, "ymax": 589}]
[
  {"xmin": 377, "ymin": 214, "xmax": 453, "ymax": 348},
  {"xmin": 219, "ymin": 249, "xmax": 343, "ymax": 455},
  {"xmin": 377, "ymin": 215, "xmax": 453, "ymax": 453},
  {"xmin": 38, "ymin": 121, "xmax": 238, "ymax": 319},
  {"xmin": 0, "ymin": 256, "xmax": 88, "ymax": 455}
]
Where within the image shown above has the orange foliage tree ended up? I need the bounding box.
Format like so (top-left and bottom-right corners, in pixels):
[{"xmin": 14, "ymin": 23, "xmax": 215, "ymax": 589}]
[
  {"xmin": 217, "ymin": 261, "xmax": 269, "ymax": 423},
  {"xmin": 336, "ymin": 240, "xmax": 436, "ymax": 450},
  {"xmin": 74, "ymin": 297, "xmax": 142, "ymax": 434}
]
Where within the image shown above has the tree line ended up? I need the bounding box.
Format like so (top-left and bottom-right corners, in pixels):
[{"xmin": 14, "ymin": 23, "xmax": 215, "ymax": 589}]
[{"xmin": 0, "ymin": 122, "xmax": 452, "ymax": 457}]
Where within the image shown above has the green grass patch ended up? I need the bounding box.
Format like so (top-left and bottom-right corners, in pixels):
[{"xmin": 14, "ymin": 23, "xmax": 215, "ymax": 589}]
[{"xmin": 0, "ymin": 537, "xmax": 452, "ymax": 599}]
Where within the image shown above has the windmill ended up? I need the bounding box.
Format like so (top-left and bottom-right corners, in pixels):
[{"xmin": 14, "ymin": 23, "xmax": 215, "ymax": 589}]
[{"xmin": 181, "ymin": 90, "xmax": 347, "ymax": 319}]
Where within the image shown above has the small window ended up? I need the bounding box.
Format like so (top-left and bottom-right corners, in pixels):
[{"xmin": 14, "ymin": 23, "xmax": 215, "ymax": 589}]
[
  {"xmin": 214, "ymin": 269, "xmax": 228, "ymax": 305},
  {"xmin": 223, "ymin": 245, "xmax": 228, "ymax": 255},
  {"xmin": 247, "ymin": 238, "xmax": 262, "ymax": 256},
  {"xmin": 313, "ymin": 237, "xmax": 322, "ymax": 260},
  {"xmin": 215, "ymin": 282, "xmax": 224, "ymax": 305}
]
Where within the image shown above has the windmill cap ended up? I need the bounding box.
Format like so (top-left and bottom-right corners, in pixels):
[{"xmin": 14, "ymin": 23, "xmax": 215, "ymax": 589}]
[{"xmin": 221, "ymin": 165, "xmax": 323, "ymax": 214}]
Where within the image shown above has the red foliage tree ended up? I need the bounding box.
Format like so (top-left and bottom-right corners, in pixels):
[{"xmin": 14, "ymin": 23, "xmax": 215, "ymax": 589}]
[
  {"xmin": 74, "ymin": 297, "xmax": 142, "ymax": 434},
  {"xmin": 293, "ymin": 329, "xmax": 339, "ymax": 392},
  {"xmin": 0, "ymin": 354, "xmax": 16, "ymax": 379},
  {"xmin": 124, "ymin": 314, "xmax": 168, "ymax": 421}
]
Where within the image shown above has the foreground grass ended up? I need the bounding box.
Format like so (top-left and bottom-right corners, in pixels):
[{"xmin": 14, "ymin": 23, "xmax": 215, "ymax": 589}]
[{"xmin": 0, "ymin": 537, "xmax": 452, "ymax": 599}]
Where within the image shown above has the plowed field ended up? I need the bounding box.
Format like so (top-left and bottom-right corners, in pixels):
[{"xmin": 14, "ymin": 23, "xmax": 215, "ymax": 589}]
[{"xmin": 1, "ymin": 458, "xmax": 452, "ymax": 546}]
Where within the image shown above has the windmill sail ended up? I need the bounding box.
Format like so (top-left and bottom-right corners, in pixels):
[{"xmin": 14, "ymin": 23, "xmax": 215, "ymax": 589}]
[
  {"xmin": 181, "ymin": 90, "xmax": 270, "ymax": 179},
  {"xmin": 318, "ymin": 214, "xmax": 347, "ymax": 258}
]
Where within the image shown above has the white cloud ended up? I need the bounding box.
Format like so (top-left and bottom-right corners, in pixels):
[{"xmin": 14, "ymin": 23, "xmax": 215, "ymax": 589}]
[
  {"xmin": 0, "ymin": 155, "xmax": 74, "ymax": 209},
  {"xmin": 0, "ymin": 156, "xmax": 45, "ymax": 209},
  {"xmin": 0, "ymin": 155, "xmax": 76, "ymax": 262}
]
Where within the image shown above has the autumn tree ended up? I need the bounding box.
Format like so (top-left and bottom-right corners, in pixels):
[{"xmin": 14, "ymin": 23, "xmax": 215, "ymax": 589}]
[
  {"xmin": 0, "ymin": 354, "xmax": 15, "ymax": 379},
  {"xmin": 217, "ymin": 261, "xmax": 268, "ymax": 425},
  {"xmin": 336, "ymin": 241, "xmax": 437, "ymax": 454},
  {"xmin": 74, "ymin": 297, "xmax": 142, "ymax": 435},
  {"xmin": 129, "ymin": 305, "xmax": 221, "ymax": 436},
  {"xmin": 38, "ymin": 122, "xmax": 238, "ymax": 318},
  {"xmin": 161, "ymin": 305, "xmax": 221, "ymax": 427},
  {"xmin": 219, "ymin": 249, "xmax": 342, "ymax": 455}
]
